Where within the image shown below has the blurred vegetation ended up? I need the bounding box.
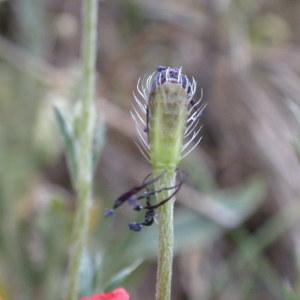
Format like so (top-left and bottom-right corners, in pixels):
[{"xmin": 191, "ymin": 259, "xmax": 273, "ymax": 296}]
[{"xmin": 0, "ymin": 0, "xmax": 300, "ymax": 300}]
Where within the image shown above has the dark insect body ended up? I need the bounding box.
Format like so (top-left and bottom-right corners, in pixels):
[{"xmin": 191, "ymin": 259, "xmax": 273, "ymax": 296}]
[{"xmin": 105, "ymin": 170, "xmax": 185, "ymax": 232}]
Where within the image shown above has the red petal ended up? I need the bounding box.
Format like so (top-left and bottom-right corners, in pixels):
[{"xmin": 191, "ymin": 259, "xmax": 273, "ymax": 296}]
[{"xmin": 81, "ymin": 288, "xmax": 130, "ymax": 300}]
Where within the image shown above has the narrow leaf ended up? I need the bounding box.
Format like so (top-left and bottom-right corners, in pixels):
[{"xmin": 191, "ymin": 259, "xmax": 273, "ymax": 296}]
[
  {"xmin": 103, "ymin": 259, "xmax": 143, "ymax": 292},
  {"xmin": 92, "ymin": 117, "xmax": 105, "ymax": 174},
  {"xmin": 54, "ymin": 105, "xmax": 78, "ymax": 185},
  {"xmin": 125, "ymin": 209, "xmax": 223, "ymax": 261}
]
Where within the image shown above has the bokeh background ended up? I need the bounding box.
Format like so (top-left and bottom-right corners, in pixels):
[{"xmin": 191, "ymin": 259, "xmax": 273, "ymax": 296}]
[{"xmin": 0, "ymin": 0, "xmax": 300, "ymax": 299}]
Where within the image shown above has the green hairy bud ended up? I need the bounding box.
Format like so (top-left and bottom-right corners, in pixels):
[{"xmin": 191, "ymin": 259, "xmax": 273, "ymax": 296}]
[
  {"xmin": 131, "ymin": 66, "xmax": 205, "ymax": 171},
  {"xmin": 149, "ymin": 82, "xmax": 188, "ymax": 170}
]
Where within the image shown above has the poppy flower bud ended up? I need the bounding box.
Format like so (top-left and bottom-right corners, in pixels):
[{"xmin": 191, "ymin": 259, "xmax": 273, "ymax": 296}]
[{"xmin": 131, "ymin": 66, "xmax": 205, "ymax": 171}]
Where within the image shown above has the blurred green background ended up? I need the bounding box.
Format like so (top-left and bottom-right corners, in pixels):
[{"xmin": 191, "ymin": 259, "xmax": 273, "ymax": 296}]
[{"xmin": 0, "ymin": 0, "xmax": 300, "ymax": 299}]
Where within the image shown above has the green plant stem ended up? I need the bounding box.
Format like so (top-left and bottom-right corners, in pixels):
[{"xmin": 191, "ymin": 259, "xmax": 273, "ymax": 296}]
[
  {"xmin": 66, "ymin": 1, "xmax": 98, "ymax": 300},
  {"xmin": 155, "ymin": 170, "xmax": 176, "ymax": 300}
]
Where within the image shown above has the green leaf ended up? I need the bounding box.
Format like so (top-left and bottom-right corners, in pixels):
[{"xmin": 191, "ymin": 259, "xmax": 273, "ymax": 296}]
[
  {"xmin": 125, "ymin": 209, "xmax": 223, "ymax": 261},
  {"xmin": 103, "ymin": 259, "xmax": 143, "ymax": 292},
  {"xmin": 182, "ymin": 152, "xmax": 217, "ymax": 192},
  {"xmin": 174, "ymin": 210, "xmax": 223, "ymax": 252},
  {"xmin": 207, "ymin": 177, "xmax": 265, "ymax": 228},
  {"xmin": 284, "ymin": 289, "xmax": 300, "ymax": 300},
  {"xmin": 92, "ymin": 117, "xmax": 105, "ymax": 174},
  {"xmin": 54, "ymin": 104, "xmax": 78, "ymax": 185},
  {"xmin": 184, "ymin": 177, "xmax": 266, "ymax": 228},
  {"xmin": 79, "ymin": 249, "xmax": 95, "ymax": 297}
]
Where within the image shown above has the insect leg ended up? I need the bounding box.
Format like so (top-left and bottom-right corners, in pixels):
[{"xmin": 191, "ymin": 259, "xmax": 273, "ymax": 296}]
[
  {"xmin": 104, "ymin": 171, "xmax": 166, "ymax": 217},
  {"xmin": 136, "ymin": 181, "xmax": 182, "ymax": 202},
  {"xmin": 145, "ymin": 171, "xmax": 185, "ymax": 210}
]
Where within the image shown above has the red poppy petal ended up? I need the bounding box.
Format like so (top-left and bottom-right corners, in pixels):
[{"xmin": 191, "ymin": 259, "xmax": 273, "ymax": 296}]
[{"xmin": 81, "ymin": 288, "xmax": 130, "ymax": 300}]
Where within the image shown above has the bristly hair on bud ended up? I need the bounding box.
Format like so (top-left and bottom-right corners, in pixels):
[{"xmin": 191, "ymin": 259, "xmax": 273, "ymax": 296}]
[{"xmin": 131, "ymin": 66, "xmax": 205, "ymax": 171}]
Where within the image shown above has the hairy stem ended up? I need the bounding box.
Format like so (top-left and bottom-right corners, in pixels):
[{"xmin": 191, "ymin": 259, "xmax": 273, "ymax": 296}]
[
  {"xmin": 66, "ymin": 0, "xmax": 98, "ymax": 299},
  {"xmin": 155, "ymin": 170, "xmax": 176, "ymax": 300}
]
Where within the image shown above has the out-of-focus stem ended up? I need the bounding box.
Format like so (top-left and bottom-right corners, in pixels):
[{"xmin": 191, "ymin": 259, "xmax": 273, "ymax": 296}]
[
  {"xmin": 155, "ymin": 170, "xmax": 176, "ymax": 300},
  {"xmin": 66, "ymin": 1, "xmax": 98, "ymax": 300}
]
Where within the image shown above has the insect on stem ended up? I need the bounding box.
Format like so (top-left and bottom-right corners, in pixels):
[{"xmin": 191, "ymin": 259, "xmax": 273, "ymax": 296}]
[{"xmin": 104, "ymin": 170, "xmax": 185, "ymax": 232}]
